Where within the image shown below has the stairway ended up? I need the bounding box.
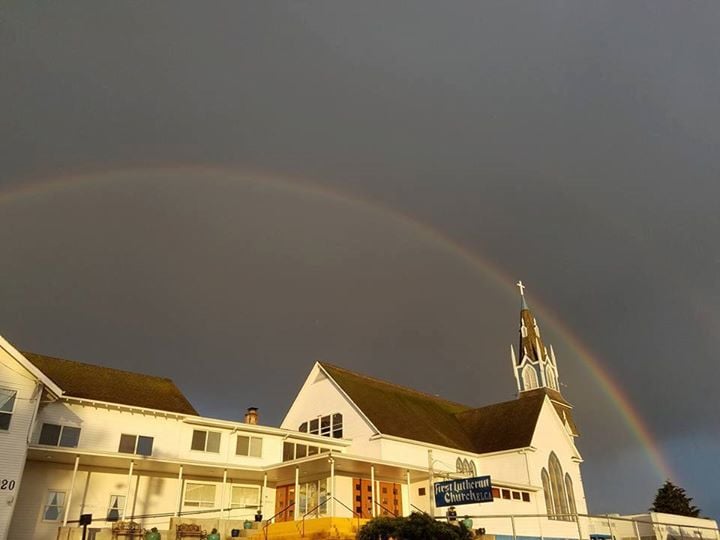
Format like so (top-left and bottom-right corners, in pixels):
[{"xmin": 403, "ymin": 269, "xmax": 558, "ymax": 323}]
[{"xmin": 248, "ymin": 517, "xmax": 369, "ymax": 540}]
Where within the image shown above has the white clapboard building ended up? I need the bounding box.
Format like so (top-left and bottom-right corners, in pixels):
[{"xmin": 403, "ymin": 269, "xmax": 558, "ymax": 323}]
[{"xmin": 1, "ymin": 289, "xmax": 717, "ymax": 540}]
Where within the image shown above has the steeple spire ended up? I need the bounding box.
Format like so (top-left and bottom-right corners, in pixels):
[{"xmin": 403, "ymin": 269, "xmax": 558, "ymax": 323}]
[{"xmin": 512, "ymin": 281, "xmax": 562, "ymax": 395}]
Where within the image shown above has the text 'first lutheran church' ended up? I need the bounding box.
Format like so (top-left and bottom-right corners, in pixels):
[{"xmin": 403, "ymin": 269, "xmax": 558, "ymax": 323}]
[{"xmin": 0, "ymin": 285, "xmax": 716, "ymax": 540}]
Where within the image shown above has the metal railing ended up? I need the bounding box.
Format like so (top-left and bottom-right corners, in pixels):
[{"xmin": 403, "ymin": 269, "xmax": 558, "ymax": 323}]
[{"xmin": 263, "ymin": 502, "xmax": 295, "ymax": 540}]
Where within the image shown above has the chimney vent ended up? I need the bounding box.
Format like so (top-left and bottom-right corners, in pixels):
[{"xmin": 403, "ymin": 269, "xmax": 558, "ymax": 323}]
[{"xmin": 244, "ymin": 407, "xmax": 258, "ymax": 425}]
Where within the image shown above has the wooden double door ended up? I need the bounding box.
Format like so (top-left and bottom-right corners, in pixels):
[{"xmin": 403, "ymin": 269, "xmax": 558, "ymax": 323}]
[
  {"xmin": 353, "ymin": 478, "xmax": 402, "ymax": 519},
  {"xmin": 274, "ymin": 485, "xmax": 295, "ymax": 522}
]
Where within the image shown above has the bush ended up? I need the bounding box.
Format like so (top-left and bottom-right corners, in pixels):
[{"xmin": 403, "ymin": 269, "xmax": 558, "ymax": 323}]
[{"xmin": 358, "ymin": 512, "xmax": 472, "ymax": 540}]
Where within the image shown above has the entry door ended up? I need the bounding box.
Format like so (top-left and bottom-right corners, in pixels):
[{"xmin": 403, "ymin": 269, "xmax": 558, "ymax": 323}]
[
  {"xmin": 353, "ymin": 478, "xmax": 402, "ymax": 519},
  {"xmin": 274, "ymin": 485, "xmax": 296, "ymax": 522},
  {"xmin": 377, "ymin": 481, "xmax": 402, "ymax": 517}
]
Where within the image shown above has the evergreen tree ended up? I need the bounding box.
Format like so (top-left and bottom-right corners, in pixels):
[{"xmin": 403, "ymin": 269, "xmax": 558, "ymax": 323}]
[{"xmin": 650, "ymin": 481, "xmax": 700, "ymax": 517}]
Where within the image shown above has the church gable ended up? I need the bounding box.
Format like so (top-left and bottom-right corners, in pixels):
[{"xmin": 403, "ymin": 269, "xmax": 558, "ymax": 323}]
[{"xmin": 280, "ymin": 363, "xmax": 378, "ymax": 442}]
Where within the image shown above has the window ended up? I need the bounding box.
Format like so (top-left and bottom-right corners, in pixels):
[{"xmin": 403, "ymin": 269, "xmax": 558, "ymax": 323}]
[
  {"xmin": 282, "ymin": 442, "xmax": 330, "ymax": 461},
  {"xmin": 542, "ymin": 468, "xmax": 554, "ymax": 516},
  {"xmin": 191, "ymin": 430, "xmax": 221, "ymax": 453},
  {"xmin": 43, "ymin": 490, "xmax": 65, "ymax": 521},
  {"xmin": 231, "ymin": 486, "xmax": 260, "ymax": 509},
  {"xmin": 565, "ymin": 473, "xmax": 577, "ymax": 515},
  {"xmin": 546, "ymin": 365, "xmax": 558, "ymax": 391},
  {"xmin": 39, "ymin": 423, "xmax": 81, "ymax": 448},
  {"xmin": 522, "ymin": 365, "xmax": 538, "ymax": 390},
  {"xmin": 491, "ymin": 487, "xmax": 500, "ymax": 498},
  {"xmin": 547, "ymin": 452, "xmax": 571, "ymax": 521},
  {"xmin": 418, "ymin": 487, "xmax": 426, "ymax": 496},
  {"xmin": 184, "ymin": 483, "xmax": 216, "ymax": 508},
  {"xmin": 283, "ymin": 442, "xmax": 294, "ymax": 461},
  {"xmin": 106, "ymin": 495, "xmax": 125, "ymax": 522},
  {"xmin": 522, "ymin": 492, "xmax": 531, "ymax": 502},
  {"xmin": 320, "ymin": 415, "xmax": 331, "ymax": 436},
  {"xmin": 332, "ymin": 413, "xmax": 343, "ymax": 438},
  {"xmin": 300, "ymin": 414, "xmax": 343, "ymax": 438},
  {"xmin": 118, "ymin": 434, "xmax": 154, "ymax": 456},
  {"xmin": 501, "ymin": 489, "xmax": 511, "ymax": 500},
  {"xmin": 236, "ymin": 435, "xmax": 262, "ymax": 457},
  {"xmin": 0, "ymin": 388, "xmax": 17, "ymax": 431}
]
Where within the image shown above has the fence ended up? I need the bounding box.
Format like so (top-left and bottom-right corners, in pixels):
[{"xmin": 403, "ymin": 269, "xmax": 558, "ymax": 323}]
[{"xmin": 433, "ymin": 513, "xmax": 720, "ymax": 540}]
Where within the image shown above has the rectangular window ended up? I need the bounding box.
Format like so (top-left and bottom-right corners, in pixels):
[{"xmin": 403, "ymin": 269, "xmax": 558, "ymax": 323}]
[
  {"xmin": 491, "ymin": 487, "xmax": 500, "ymax": 498},
  {"xmin": 0, "ymin": 388, "xmax": 17, "ymax": 431},
  {"xmin": 332, "ymin": 413, "xmax": 343, "ymax": 438},
  {"xmin": 106, "ymin": 495, "xmax": 126, "ymax": 522},
  {"xmin": 283, "ymin": 442, "xmax": 294, "ymax": 461},
  {"xmin": 191, "ymin": 430, "xmax": 221, "ymax": 453},
  {"xmin": 309, "ymin": 419, "xmax": 319, "ymax": 435},
  {"xmin": 512, "ymin": 491, "xmax": 521, "ymax": 500},
  {"xmin": 231, "ymin": 486, "xmax": 260, "ymax": 508},
  {"xmin": 236, "ymin": 435, "xmax": 262, "ymax": 457},
  {"xmin": 522, "ymin": 492, "xmax": 530, "ymax": 502},
  {"xmin": 296, "ymin": 444, "xmax": 307, "ymax": 459},
  {"xmin": 184, "ymin": 483, "xmax": 216, "ymax": 508},
  {"xmin": 43, "ymin": 490, "xmax": 65, "ymax": 521},
  {"xmin": 501, "ymin": 489, "xmax": 511, "ymax": 500},
  {"xmin": 39, "ymin": 423, "xmax": 80, "ymax": 448},
  {"xmin": 118, "ymin": 434, "xmax": 154, "ymax": 456},
  {"xmin": 320, "ymin": 415, "xmax": 331, "ymax": 436}
]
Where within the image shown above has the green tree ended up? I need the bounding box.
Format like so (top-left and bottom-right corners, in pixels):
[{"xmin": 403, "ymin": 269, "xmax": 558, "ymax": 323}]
[
  {"xmin": 650, "ymin": 481, "xmax": 700, "ymax": 517},
  {"xmin": 357, "ymin": 512, "xmax": 472, "ymax": 540}
]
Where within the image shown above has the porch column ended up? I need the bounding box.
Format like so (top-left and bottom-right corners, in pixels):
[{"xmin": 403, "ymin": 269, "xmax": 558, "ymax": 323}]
[
  {"xmin": 220, "ymin": 469, "xmax": 227, "ymax": 519},
  {"xmin": 370, "ymin": 465, "xmax": 376, "ymax": 518},
  {"xmin": 122, "ymin": 461, "xmax": 134, "ymax": 520},
  {"xmin": 62, "ymin": 456, "xmax": 80, "ymax": 526},
  {"xmin": 294, "ymin": 467, "xmax": 300, "ymax": 520},
  {"xmin": 175, "ymin": 465, "xmax": 184, "ymax": 517},
  {"xmin": 406, "ymin": 470, "xmax": 411, "ymax": 517},
  {"xmin": 261, "ymin": 473, "xmax": 267, "ymax": 515},
  {"xmin": 329, "ymin": 457, "xmax": 335, "ymax": 519}
]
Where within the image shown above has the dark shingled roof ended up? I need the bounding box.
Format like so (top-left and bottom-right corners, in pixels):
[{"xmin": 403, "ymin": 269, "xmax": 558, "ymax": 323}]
[
  {"xmin": 23, "ymin": 351, "xmax": 198, "ymax": 416},
  {"xmin": 320, "ymin": 363, "xmax": 555, "ymax": 454}
]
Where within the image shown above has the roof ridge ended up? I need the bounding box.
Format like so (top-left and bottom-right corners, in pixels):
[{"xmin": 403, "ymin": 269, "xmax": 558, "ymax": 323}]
[
  {"xmin": 319, "ymin": 361, "xmax": 471, "ymax": 410},
  {"xmin": 21, "ymin": 351, "xmax": 176, "ymax": 383}
]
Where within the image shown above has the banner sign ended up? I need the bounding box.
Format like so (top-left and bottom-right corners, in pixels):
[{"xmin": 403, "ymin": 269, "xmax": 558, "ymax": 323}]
[{"xmin": 434, "ymin": 475, "xmax": 493, "ymax": 507}]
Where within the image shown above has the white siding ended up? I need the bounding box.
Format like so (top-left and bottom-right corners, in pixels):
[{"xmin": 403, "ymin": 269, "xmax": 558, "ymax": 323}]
[
  {"xmin": 0, "ymin": 346, "xmax": 42, "ymax": 540},
  {"xmin": 34, "ymin": 401, "xmax": 285, "ymax": 467},
  {"xmin": 281, "ymin": 365, "xmax": 377, "ymax": 455}
]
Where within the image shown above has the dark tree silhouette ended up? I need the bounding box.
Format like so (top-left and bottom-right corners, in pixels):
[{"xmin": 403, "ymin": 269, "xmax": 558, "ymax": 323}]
[{"xmin": 650, "ymin": 481, "xmax": 700, "ymax": 517}]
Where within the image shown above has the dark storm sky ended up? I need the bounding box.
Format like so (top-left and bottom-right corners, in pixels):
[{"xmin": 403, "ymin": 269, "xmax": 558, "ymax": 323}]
[{"xmin": 2, "ymin": 1, "xmax": 719, "ymax": 518}]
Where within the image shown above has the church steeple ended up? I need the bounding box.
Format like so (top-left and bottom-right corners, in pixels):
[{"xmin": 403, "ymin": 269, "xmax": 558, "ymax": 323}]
[{"xmin": 510, "ymin": 281, "xmax": 561, "ymax": 395}]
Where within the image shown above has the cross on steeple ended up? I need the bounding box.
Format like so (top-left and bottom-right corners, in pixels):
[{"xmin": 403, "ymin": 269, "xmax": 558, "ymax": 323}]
[{"xmin": 516, "ymin": 280, "xmax": 526, "ymax": 296}]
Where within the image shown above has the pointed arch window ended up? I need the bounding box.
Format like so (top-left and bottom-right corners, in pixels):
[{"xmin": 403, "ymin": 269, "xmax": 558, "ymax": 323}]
[
  {"xmin": 456, "ymin": 458, "xmax": 463, "ymax": 473},
  {"xmin": 522, "ymin": 365, "xmax": 538, "ymax": 390},
  {"xmin": 565, "ymin": 473, "xmax": 577, "ymax": 516},
  {"xmin": 548, "ymin": 452, "xmax": 569, "ymax": 520},
  {"xmin": 541, "ymin": 468, "xmax": 554, "ymax": 517},
  {"xmin": 545, "ymin": 365, "xmax": 558, "ymax": 391}
]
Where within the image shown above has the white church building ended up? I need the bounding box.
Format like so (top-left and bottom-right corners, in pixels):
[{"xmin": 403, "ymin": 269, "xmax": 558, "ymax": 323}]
[{"xmin": 0, "ymin": 288, "xmax": 716, "ymax": 540}]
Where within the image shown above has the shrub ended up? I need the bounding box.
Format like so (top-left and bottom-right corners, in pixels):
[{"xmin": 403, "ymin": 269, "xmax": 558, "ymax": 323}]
[{"xmin": 358, "ymin": 512, "xmax": 472, "ymax": 540}]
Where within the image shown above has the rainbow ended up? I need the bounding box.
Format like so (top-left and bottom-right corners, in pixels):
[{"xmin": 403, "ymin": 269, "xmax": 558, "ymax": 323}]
[{"xmin": 0, "ymin": 164, "xmax": 673, "ymax": 481}]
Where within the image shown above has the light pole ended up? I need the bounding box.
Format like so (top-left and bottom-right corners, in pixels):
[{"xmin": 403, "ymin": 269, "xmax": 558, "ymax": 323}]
[{"xmin": 427, "ymin": 450, "xmax": 456, "ymax": 519}]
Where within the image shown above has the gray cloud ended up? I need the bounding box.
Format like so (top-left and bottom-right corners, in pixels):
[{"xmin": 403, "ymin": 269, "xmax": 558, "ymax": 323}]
[{"xmin": 2, "ymin": 1, "xmax": 719, "ymax": 517}]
